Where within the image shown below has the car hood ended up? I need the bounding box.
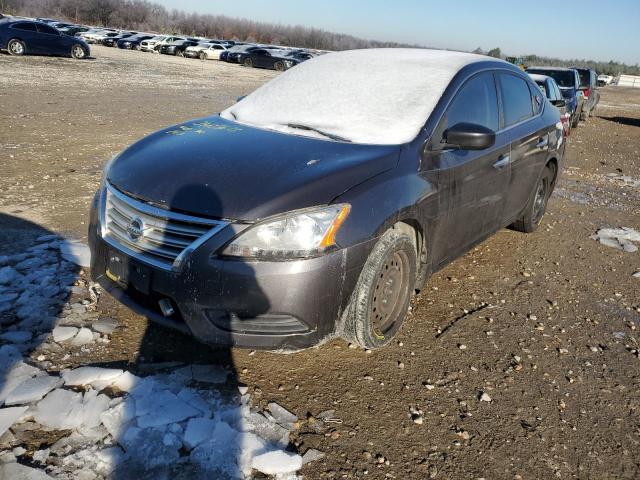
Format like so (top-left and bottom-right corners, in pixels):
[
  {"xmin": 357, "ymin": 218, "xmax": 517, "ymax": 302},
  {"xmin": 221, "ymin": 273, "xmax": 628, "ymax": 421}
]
[{"xmin": 106, "ymin": 115, "xmax": 400, "ymax": 221}]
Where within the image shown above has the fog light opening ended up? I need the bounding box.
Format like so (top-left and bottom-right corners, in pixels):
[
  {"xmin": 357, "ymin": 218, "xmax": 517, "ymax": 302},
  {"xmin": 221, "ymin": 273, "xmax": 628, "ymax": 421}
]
[{"xmin": 158, "ymin": 298, "xmax": 175, "ymax": 317}]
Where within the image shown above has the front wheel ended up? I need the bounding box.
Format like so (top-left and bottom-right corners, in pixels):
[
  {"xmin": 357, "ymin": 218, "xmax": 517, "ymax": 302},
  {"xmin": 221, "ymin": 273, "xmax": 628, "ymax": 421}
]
[
  {"xmin": 343, "ymin": 228, "xmax": 417, "ymax": 349},
  {"xmin": 176, "ymin": 50, "xmax": 184, "ymax": 57},
  {"xmin": 510, "ymin": 164, "xmax": 555, "ymax": 233},
  {"xmin": 243, "ymin": 58, "xmax": 253, "ymax": 68},
  {"xmin": 7, "ymin": 39, "xmax": 26, "ymax": 56},
  {"xmin": 199, "ymin": 52, "xmax": 206, "ymax": 60},
  {"xmin": 71, "ymin": 44, "xmax": 86, "ymax": 59},
  {"xmin": 274, "ymin": 61, "xmax": 285, "ymax": 71}
]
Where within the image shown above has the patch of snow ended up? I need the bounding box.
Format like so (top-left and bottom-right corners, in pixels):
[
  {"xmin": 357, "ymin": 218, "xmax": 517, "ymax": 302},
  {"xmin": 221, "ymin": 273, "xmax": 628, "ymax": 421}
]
[
  {"xmin": 136, "ymin": 390, "xmax": 200, "ymax": 428},
  {"xmin": 591, "ymin": 227, "xmax": 640, "ymax": 252},
  {"xmin": 222, "ymin": 48, "xmax": 489, "ymax": 145},
  {"xmin": 0, "ymin": 462, "xmax": 52, "ymax": 479},
  {"xmin": 59, "ymin": 240, "xmax": 91, "ymax": 268},
  {"xmin": 90, "ymin": 318, "xmax": 118, "ymax": 335},
  {"xmin": 251, "ymin": 450, "xmax": 303, "ymax": 476},
  {"xmin": 0, "ymin": 406, "xmax": 29, "ymax": 437},
  {"xmin": 34, "ymin": 389, "xmax": 85, "ymax": 430},
  {"xmin": 268, "ymin": 402, "xmax": 298, "ymax": 428},
  {"xmin": 183, "ymin": 417, "xmax": 217, "ymax": 449}
]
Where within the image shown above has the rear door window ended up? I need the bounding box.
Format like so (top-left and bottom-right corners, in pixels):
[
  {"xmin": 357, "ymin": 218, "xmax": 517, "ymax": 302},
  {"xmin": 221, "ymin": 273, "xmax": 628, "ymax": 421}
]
[
  {"xmin": 36, "ymin": 24, "xmax": 59, "ymax": 35},
  {"xmin": 499, "ymin": 74, "xmax": 534, "ymax": 127},
  {"xmin": 440, "ymin": 72, "xmax": 500, "ymax": 133},
  {"xmin": 13, "ymin": 22, "xmax": 38, "ymax": 31}
]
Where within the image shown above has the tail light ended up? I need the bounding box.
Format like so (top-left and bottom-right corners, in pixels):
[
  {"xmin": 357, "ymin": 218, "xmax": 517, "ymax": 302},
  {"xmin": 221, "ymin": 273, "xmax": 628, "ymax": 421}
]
[
  {"xmin": 583, "ymin": 88, "xmax": 590, "ymax": 99},
  {"xmin": 560, "ymin": 113, "xmax": 570, "ymax": 137}
]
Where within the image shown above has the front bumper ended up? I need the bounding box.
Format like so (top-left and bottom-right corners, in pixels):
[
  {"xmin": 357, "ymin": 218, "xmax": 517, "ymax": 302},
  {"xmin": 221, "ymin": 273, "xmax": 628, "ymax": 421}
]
[
  {"xmin": 184, "ymin": 51, "xmax": 200, "ymax": 58},
  {"xmin": 88, "ymin": 200, "xmax": 372, "ymax": 350}
]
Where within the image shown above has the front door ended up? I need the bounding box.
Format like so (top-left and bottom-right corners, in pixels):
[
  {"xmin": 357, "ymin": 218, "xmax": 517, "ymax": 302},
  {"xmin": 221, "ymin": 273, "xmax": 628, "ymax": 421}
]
[{"xmin": 425, "ymin": 72, "xmax": 511, "ymax": 263}]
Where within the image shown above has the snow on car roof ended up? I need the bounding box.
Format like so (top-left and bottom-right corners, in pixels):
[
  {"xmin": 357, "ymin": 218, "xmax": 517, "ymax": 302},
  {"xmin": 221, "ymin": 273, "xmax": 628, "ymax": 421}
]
[{"xmin": 221, "ymin": 48, "xmax": 490, "ymax": 145}]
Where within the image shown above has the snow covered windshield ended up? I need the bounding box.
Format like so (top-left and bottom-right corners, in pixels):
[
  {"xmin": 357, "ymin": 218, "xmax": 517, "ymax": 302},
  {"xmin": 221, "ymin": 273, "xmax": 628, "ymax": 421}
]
[{"xmin": 221, "ymin": 48, "xmax": 487, "ymax": 145}]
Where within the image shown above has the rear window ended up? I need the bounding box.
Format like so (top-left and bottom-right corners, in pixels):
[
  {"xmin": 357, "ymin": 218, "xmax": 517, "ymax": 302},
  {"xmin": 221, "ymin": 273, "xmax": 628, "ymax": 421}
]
[
  {"xmin": 577, "ymin": 70, "xmax": 590, "ymax": 87},
  {"xmin": 527, "ymin": 69, "xmax": 575, "ymax": 88},
  {"xmin": 12, "ymin": 22, "xmax": 37, "ymax": 31}
]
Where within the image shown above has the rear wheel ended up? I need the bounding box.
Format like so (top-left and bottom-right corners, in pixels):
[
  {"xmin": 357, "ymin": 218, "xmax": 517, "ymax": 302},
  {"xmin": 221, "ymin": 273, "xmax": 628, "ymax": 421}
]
[
  {"xmin": 510, "ymin": 164, "xmax": 555, "ymax": 233},
  {"xmin": 176, "ymin": 50, "xmax": 184, "ymax": 57},
  {"xmin": 243, "ymin": 58, "xmax": 253, "ymax": 68},
  {"xmin": 199, "ymin": 51, "xmax": 206, "ymax": 60},
  {"xmin": 71, "ymin": 44, "xmax": 86, "ymax": 59},
  {"xmin": 274, "ymin": 61, "xmax": 285, "ymax": 71},
  {"xmin": 7, "ymin": 39, "xmax": 26, "ymax": 56},
  {"xmin": 343, "ymin": 228, "xmax": 417, "ymax": 349}
]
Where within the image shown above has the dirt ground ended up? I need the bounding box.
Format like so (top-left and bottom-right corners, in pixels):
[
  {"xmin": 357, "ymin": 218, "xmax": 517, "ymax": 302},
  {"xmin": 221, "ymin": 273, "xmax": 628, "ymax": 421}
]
[{"xmin": 1, "ymin": 46, "xmax": 639, "ymax": 479}]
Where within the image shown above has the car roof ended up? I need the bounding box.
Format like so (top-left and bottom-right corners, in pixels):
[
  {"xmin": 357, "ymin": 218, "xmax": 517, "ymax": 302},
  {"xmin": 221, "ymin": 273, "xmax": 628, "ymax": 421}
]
[
  {"xmin": 528, "ymin": 73, "xmax": 552, "ymax": 83},
  {"xmin": 527, "ymin": 66, "xmax": 576, "ymax": 72}
]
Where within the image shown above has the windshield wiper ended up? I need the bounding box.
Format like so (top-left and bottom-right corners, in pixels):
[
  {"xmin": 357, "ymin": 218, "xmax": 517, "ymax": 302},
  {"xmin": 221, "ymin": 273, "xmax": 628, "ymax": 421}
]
[{"xmin": 286, "ymin": 123, "xmax": 351, "ymax": 143}]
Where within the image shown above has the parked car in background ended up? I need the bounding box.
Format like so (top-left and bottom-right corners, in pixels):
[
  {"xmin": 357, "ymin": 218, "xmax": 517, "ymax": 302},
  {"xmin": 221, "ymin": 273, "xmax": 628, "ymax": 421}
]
[
  {"xmin": 117, "ymin": 34, "xmax": 154, "ymax": 50},
  {"xmin": 58, "ymin": 25, "xmax": 90, "ymax": 37},
  {"xmin": 0, "ymin": 19, "xmax": 90, "ymax": 59},
  {"xmin": 186, "ymin": 42, "xmax": 228, "ymax": 60},
  {"xmin": 85, "ymin": 30, "xmax": 119, "ymax": 44},
  {"xmin": 570, "ymin": 67, "xmax": 600, "ymax": 119},
  {"xmin": 90, "ymin": 49, "xmax": 563, "ymax": 351},
  {"xmin": 139, "ymin": 35, "xmax": 167, "ymax": 52},
  {"xmin": 529, "ymin": 73, "xmax": 571, "ymax": 138},
  {"xmin": 183, "ymin": 41, "xmax": 212, "ymax": 58},
  {"xmin": 597, "ymin": 74, "xmax": 613, "ymax": 86},
  {"xmin": 158, "ymin": 39, "xmax": 199, "ymax": 56},
  {"xmin": 526, "ymin": 66, "xmax": 583, "ymax": 128},
  {"xmin": 102, "ymin": 32, "xmax": 136, "ymax": 47},
  {"xmin": 241, "ymin": 48, "xmax": 301, "ymax": 71},
  {"xmin": 150, "ymin": 35, "xmax": 186, "ymax": 52}
]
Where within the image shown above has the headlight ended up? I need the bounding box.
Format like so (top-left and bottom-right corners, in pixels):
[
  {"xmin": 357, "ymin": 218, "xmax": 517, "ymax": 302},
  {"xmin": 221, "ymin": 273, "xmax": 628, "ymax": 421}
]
[
  {"xmin": 221, "ymin": 204, "xmax": 351, "ymax": 259},
  {"xmin": 284, "ymin": 60, "xmax": 293, "ymax": 67}
]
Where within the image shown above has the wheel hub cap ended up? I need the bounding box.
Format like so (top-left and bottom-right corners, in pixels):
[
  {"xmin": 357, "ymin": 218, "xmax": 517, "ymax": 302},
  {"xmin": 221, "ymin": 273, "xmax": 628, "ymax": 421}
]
[{"xmin": 372, "ymin": 251, "xmax": 409, "ymax": 338}]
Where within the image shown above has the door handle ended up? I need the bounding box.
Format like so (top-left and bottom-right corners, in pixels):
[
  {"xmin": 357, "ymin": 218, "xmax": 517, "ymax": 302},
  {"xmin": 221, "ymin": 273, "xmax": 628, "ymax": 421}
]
[
  {"xmin": 536, "ymin": 137, "xmax": 549, "ymax": 148},
  {"xmin": 493, "ymin": 155, "xmax": 510, "ymax": 169}
]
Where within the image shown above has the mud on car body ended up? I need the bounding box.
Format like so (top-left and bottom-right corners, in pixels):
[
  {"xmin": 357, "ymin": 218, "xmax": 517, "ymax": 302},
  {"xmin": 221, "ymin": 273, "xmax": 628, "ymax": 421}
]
[{"xmin": 89, "ymin": 49, "xmax": 564, "ymax": 351}]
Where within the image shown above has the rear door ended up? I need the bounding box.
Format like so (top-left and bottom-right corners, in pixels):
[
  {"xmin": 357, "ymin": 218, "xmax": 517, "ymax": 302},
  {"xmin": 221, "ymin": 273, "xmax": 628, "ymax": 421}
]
[
  {"xmin": 10, "ymin": 22, "xmax": 39, "ymax": 53},
  {"xmin": 498, "ymin": 72, "xmax": 549, "ymax": 222},
  {"xmin": 35, "ymin": 23, "xmax": 65, "ymax": 54},
  {"xmin": 426, "ymin": 71, "xmax": 511, "ymax": 261}
]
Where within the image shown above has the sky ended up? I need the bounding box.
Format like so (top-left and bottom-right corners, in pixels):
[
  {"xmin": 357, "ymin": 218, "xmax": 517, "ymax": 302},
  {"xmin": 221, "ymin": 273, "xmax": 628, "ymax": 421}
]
[{"xmin": 153, "ymin": 0, "xmax": 639, "ymax": 64}]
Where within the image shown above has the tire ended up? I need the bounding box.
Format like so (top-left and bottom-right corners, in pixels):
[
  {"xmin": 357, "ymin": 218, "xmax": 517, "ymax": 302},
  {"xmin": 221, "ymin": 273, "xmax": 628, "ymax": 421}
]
[
  {"xmin": 274, "ymin": 61, "xmax": 285, "ymax": 72},
  {"xmin": 70, "ymin": 44, "xmax": 86, "ymax": 59},
  {"xmin": 7, "ymin": 39, "xmax": 26, "ymax": 56},
  {"xmin": 343, "ymin": 228, "xmax": 417, "ymax": 349},
  {"xmin": 176, "ymin": 50, "xmax": 184, "ymax": 57},
  {"xmin": 243, "ymin": 58, "xmax": 253, "ymax": 68},
  {"xmin": 199, "ymin": 51, "xmax": 206, "ymax": 60},
  {"xmin": 510, "ymin": 164, "xmax": 555, "ymax": 233},
  {"xmin": 571, "ymin": 109, "xmax": 581, "ymax": 128}
]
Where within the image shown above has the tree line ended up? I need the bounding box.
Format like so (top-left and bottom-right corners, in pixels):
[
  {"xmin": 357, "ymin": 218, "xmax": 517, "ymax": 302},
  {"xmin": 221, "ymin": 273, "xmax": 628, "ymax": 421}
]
[{"xmin": 2, "ymin": 0, "xmax": 638, "ymax": 75}]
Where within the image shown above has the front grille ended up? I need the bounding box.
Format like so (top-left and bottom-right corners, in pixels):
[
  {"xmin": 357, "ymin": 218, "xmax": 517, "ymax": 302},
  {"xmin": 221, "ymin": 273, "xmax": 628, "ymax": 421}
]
[{"xmin": 101, "ymin": 184, "xmax": 228, "ymax": 270}]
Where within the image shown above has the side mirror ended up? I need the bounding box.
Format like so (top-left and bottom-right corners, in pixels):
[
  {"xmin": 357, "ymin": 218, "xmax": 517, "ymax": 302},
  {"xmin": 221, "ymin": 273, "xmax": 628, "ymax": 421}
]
[
  {"xmin": 551, "ymin": 99, "xmax": 566, "ymax": 108},
  {"xmin": 443, "ymin": 123, "xmax": 496, "ymax": 150}
]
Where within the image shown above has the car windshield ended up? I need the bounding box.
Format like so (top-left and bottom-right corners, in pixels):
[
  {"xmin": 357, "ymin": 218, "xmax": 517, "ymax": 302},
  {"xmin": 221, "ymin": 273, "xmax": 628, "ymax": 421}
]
[
  {"xmin": 527, "ymin": 69, "xmax": 575, "ymax": 88},
  {"xmin": 222, "ymin": 48, "xmax": 485, "ymax": 145}
]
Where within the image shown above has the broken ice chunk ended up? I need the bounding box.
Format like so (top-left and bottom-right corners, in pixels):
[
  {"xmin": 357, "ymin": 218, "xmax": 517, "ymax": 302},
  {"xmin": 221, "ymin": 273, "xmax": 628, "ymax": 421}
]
[
  {"xmin": 177, "ymin": 388, "xmax": 212, "ymax": 417},
  {"xmin": 302, "ymin": 448, "xmax": 325, "ymax": 465},
  {"xmin": 247, "ymin": 411, "xmax": 290, "ymax": 447},
  {"xmin": 63, "ymin": 367, "xmax": 124, "ymax": 387},
  {"xmin": 59, "ymin": 240, "xmax": 91, "ymax": 268},
  {"xmin": 52, "ymin": 326, "xmax": 79, "ymax": 343},
  {"xmin": 110, "ymin": 372, "xmax": 140, "ymax": 393},
  {"xmin": 82, "ymin": 390, "xmax": 111, "ymax": 429},
  {"xmin": 100, "ymin": 401, "xmax": 137, "ymax": 441},
  {"xmin": 190, "ymin": 421, "xmax": 240, "ymax": 476},
  {"xmin": 183, "ymin": 417, "xmax": 217, "ymax": 449},
  {"xmin": 35, "ymin": 389, "xmax": 85, "ymax": 430},
  {"xmin": 136, "ymin": 390, "xmax": 200, "ymax": 428},
  {"xmin": 0, "ymin": 462, "xmax": 52, "ymax": 480},
  {"xmin": 4, "ymin": 375, "xmax": 61, "ymax": 406},
  {"xmin": 91, "ymin": 317, "xmax": 118, "ymax": 335},
  {"xmin": 71, "ymin": 328, "xmax": 94, "ymax": 347},
  {"xmin": 267, "ymin": 402, "xmax": 298, "ymax": 428},
  {"xmin": 251, "ymin": 450, "xmax": 303, "ymax": 476},
  {"xmin": 0, "ymin": 406, "xmax": 28, "ymax": 437}
]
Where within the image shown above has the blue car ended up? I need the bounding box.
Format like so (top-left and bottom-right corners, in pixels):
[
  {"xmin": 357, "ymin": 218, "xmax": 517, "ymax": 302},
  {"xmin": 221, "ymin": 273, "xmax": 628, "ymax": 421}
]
[
  {"xmin": 0, "ymin": 19, "xmax": 90, "ymax": 59},
  {"xmin": 526, "ymin": 67, "xmax": 583, "ymax": 128}
]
